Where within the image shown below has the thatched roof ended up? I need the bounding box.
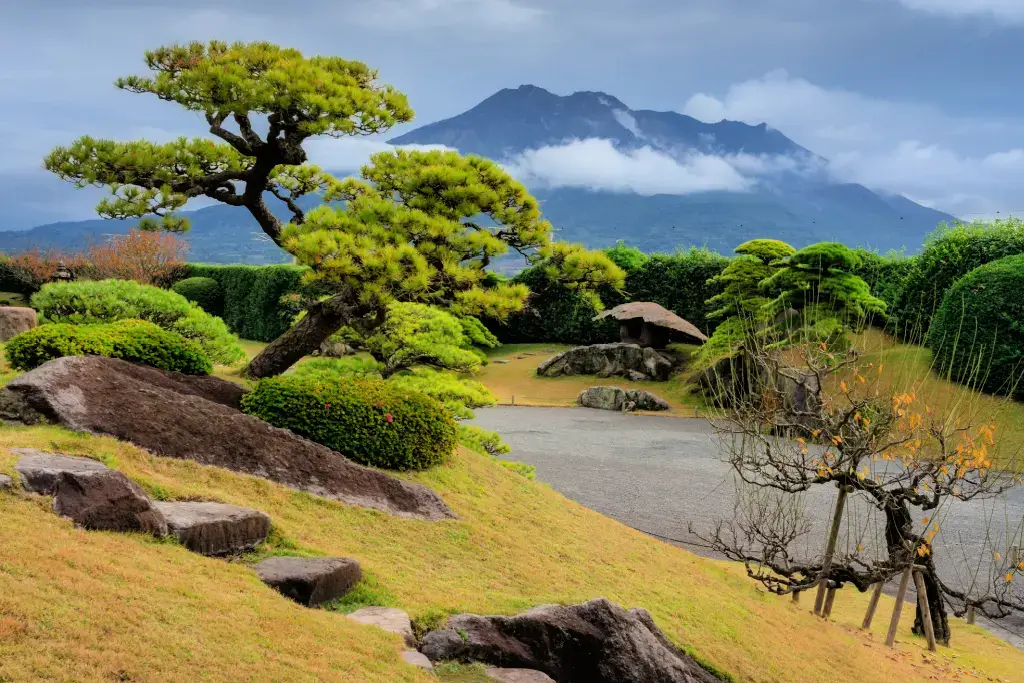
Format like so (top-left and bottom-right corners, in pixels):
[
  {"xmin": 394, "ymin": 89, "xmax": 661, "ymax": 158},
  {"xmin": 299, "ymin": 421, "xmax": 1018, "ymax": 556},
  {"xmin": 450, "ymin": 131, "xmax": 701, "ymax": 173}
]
[{"xmin": 594, "ymin": 302, "xmax": 708, "ymax": 342}]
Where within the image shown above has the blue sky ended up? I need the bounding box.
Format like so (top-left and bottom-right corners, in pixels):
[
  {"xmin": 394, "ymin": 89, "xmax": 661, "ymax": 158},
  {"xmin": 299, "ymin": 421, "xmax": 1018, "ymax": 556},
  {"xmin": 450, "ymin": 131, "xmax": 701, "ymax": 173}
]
[{"xmin": 2, "ymin": 0, "xmax": 1024, "ymax": 228}]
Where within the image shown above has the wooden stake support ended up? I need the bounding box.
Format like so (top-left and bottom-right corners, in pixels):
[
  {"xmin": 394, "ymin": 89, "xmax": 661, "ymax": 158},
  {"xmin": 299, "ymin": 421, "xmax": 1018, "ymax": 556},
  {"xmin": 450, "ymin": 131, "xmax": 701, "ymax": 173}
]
[
  {"xmin": 822, "ymin": 583, "xmax": 838, "ymax": 618},
  {"xmin": 966, "ymin": 605, "xmax": 976, "ymax": 625},
  {"xmin": 885, "ymin": 565, "xmax": 914, "ymax": 647},
  {"xmin": 862, "ymin": 581, "xmax": 884, "ymax": 630},
  {"xmin": 791, "ymin": 590, "xmax": 800, "ymax": 603},
  {"xmin": 814, "ymin": 486, "xmax": 848, "ymax": 616},
  {"xmin": 912, "ymin": 568, "xmax": 938, "ymax": 652}
]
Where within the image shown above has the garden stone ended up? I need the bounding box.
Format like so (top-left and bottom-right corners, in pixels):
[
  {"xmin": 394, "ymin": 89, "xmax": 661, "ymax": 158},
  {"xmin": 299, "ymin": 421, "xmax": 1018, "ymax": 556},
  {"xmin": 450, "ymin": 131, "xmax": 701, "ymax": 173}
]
[
  {"xmin": 537, "ymin": 343, "xmax": 673, "ymax": 381},
  {"xmin": 346, "ymin": 607, "xmax": 416, "ymax": 647},
  {"xmin": 0, "ymin": 306, "xmax": 37, "ymax": 342},
  {"xmin": 486, "ymin": 668, "xmax": 556, "ymax": 683},
  {"xmin": 52, "ymin": 469, "xmax": 168, "ymax": 536},
  {"xmin": 318, "ymin": 339, "xmax": 355, "ymax": 357},
  {"xmin": 401, "ymin": 650, "xmax": 433, "ymax": 670},
  {"xmin": 153, "ymin": 501, "xmax": 270, "ymax": 556},
  {"xmin": 0, "ymin": 474, "xmax": 12, "ymax": 490},
  {"xmin": 1, "ymin": 356, "xmax": 454, "ymax": 521},
  {"xmin": 254, "ymin": 556, "xmax": 361, "ymax": 607},
  {"xmin": 578, "ymin": 387, "xmax": 670, "ymax": 413},
  {"xmin": 12, "ymin": 449, "xmax": 110, "ymax": 495},
  {"xmin": 419, "ymin": 598, "xmax": 721, "ymax": 683}
]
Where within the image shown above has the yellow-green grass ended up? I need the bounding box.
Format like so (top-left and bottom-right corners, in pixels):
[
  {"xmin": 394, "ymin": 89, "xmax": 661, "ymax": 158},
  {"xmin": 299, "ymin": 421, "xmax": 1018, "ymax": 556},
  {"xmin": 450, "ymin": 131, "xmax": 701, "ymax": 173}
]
[
  {"xmin": 0, "ymin": 291, "xmax": 27, "ymax": 306},
  {"xmin": 1, "ymin": 427, "xmax": 1021, "ymax": 683}
]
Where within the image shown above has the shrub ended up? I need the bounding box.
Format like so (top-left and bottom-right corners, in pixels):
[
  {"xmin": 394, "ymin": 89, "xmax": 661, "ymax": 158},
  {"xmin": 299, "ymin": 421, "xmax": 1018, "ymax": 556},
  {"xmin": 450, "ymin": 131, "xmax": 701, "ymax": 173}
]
[
  {"xmin": 240, "ymin": 373, "xmax": 458, "ymax": 471},
  {"xmin": 389, "ymin": 369, "xmax": 496, "ymax": 420},
  {"xmin": 851, "ymin": 248, "xmax": 917, "ymax": 320},
  {"xmin": 929, "ymin": 254, "xmax": 1024, "ymax": 397},
  {"xmin": 172, "ymin": 277, "xmax": 224, "ymax": 316},
  {"xmin": 31, "ymin": 279, "xmax": 245, "ymax": 366},
  {"xmin": 5, "ymin": 319, "xmax": 212, "ymax": 374},
  {"xmin": 364, "ymin": 303, "xmax": 487, "ymax": 378},
  {"xmin": 81, "ymin": 229, "xmax": 190, "ymax": 286}
]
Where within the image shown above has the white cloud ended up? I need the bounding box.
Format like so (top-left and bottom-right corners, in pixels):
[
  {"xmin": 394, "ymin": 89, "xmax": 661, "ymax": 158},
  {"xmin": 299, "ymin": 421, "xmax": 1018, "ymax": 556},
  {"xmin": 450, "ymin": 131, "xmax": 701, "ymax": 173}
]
[
  {"xmin": 503, "ymin": 138, "xmax": 753, "ymax": 195},
  {"xmin": 894, "ymin": 0, "xmax": 1024, "ymax": 23},
  {"xmin": 611, "ymin": 109, "xmax": 642, "ymax": 139},
  {"xmin": 352, "ymin": 0, "xmax": 545, "ymax": 30},
  {"xmin": 682, "ymin": 70, "xmax": 1024, "ymax": 217},
  {"xmin": 305, "ymin": 137, "xmax": 452, "ymax": 172}
]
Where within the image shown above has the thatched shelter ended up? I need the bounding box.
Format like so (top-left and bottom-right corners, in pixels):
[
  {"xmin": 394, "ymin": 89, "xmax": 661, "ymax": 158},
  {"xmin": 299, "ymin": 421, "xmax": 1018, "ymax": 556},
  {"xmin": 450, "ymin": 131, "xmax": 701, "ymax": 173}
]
[{"xmin": 594, "ymin": 302, "xmax": 708, "ymax": 349}]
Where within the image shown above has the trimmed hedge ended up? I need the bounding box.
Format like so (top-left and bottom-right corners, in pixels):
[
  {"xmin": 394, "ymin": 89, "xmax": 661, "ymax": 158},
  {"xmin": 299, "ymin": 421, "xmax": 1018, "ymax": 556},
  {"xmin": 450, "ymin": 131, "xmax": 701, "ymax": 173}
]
[
  {"xmin": 5, "ymin": 319, "xmax": 212, "ymax": 374},
  {"xmin": 171, "ymin": 277, "xmax": 223, "ymax": 316},
  {"xmin": 177, "ymin": 264, "xmax": 310, "ymax": 342},
  {"xmin": 929, "ymin": 254, "xmax": 1024, "ymax": 398},
  {"xmin": 852, "ymin": 249, "xmax": 917, "ymax": 320},
  {"xmin": 240, "ymin": 373, "xmax": 458, "ymax": 471},
  {"xmin": 31, "ymin": 279, "xmax": 245, "ymax": 366}
]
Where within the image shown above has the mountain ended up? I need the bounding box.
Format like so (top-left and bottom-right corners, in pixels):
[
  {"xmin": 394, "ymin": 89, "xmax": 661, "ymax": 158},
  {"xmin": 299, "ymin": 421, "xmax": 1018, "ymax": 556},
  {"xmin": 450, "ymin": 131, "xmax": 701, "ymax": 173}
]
[{"xmin": 0, "ymin": 85, "xmax": 954, "ymax": 262}]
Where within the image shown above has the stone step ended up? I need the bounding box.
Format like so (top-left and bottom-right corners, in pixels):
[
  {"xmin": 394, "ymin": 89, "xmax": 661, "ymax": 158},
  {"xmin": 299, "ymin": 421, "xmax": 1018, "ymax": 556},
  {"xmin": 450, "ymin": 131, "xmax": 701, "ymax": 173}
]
[
  {"xmin": 401, "ymin": 650, "xmax": 433, "ymax": 671},
  {"xmin": 153, "ymin": 501, "xmax": 271, "ymax": 556},
  {"xmin": 346, "ymin": 607, "xmax": 416, "ymax": 647},
  {"xmin": 254, "ymin": 556, "xmax": 362, "ymax": 607},
  {"xmin": 12, "ymin": 449, "xmax": 110, "ymax": 495}
]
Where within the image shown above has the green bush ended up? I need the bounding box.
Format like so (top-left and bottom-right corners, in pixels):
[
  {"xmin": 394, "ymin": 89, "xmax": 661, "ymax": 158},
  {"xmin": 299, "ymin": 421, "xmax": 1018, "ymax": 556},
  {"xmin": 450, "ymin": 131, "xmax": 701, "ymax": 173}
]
[
  {"xmin": 240, "ymin": 373, "xmax": 458, "ymax": 471},
  {"xmin": 893, "ymin": 218, "xmax": 1024, "ymax": 340},
  {"xmin": 929, "ymin": 254, "xmax": 1024, "ymax": 398},
  {"xmin": 171, "ymin": 277, "xmax": 224, "ymax": 316},
  {"xmin": 30, "ymin": 279, "xmax": 244, "ymax": 366},
  {"xmin": 852, "ymin": 249, "xmax": 917, "ymax": 321},
  {"xmin": 5, "ymin": 319, "xmax": 212, "ymax": 374}
]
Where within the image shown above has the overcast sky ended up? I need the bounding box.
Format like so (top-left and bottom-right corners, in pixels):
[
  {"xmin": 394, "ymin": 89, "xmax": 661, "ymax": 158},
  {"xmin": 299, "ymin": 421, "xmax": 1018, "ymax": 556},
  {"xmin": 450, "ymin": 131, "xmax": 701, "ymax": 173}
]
[{"xmin": 2, "ymin": 0, "xmax": 1024, "ymax": 228}]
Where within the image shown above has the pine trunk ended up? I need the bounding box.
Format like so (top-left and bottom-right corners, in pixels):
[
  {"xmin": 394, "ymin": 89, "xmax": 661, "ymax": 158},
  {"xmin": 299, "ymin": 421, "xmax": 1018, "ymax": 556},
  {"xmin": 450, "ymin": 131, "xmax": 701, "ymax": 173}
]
[{"xmin": 244, "ymin": 297, "xmax": 348, "ymax": 379}]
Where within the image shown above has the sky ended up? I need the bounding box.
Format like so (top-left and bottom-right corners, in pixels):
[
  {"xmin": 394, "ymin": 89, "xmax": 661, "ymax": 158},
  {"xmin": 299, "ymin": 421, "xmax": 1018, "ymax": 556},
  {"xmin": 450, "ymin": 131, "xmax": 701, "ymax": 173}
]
[{"xmin": 2, "ymin": 0, "xmax": 1024, "ymax": 229}]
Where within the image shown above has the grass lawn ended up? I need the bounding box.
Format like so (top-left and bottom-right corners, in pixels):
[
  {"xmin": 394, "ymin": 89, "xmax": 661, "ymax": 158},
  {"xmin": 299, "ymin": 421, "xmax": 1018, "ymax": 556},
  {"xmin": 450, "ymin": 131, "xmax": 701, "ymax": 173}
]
[
  {"xmin": 0, "ymin": 291, "xmax": 27, "ymax": 307},
  {"xmin": 2, "ymin": 427, "xmax": 1023, "ymax": 682}
]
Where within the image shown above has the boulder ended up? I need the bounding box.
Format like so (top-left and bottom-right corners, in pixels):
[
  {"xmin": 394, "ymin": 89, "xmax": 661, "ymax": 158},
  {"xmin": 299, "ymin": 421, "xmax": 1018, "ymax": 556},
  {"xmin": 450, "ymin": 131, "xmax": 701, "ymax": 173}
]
[
  {"xmin": 318, "ymin": 339, "xmax": 355, "ymax": 357},
  {"xmin": 578, "ymin": 386, "xmax": 670, "ymax": 413},
  {"xmin": 1, "ymin": 357, "xmax": 453, "ymax": 521},
  {"xmin": 0, "ymin": 306, "xmax": 37, "ymax": 342},
  {"xmin": 401, "ymin": 650, "xmax": 433, "ymax": 670},
  {"xmin": 52, "ymin": 469, "xmax": 168, "ymax": 536},
  {"xmin": 0, "ymin": 474, "xmax": 12, "ymax": 490},
  {"xmin": 419, "ymin": 598, "xmax": 721, "ymax": 683},
  {"xmin": 153, "ymin": 501, "xmax": 270, "ymax": 556},
  {"xmin": 537, "ymin": 344, "xmax": 673, "ymax": 382},
  {"xmin": 346, "ymin": 607, "xmax": 416, "ymax": 647},
  {"xmin": 486, "ymin": 669, "xmax": 556, "ymax": 683},
  {"xmin": 12, "ymin": 449, "xmax": 110, "ymax": 495},
  {"xmin": 254, "ymin": 556, "xmax": 362, "ymax": 607}
]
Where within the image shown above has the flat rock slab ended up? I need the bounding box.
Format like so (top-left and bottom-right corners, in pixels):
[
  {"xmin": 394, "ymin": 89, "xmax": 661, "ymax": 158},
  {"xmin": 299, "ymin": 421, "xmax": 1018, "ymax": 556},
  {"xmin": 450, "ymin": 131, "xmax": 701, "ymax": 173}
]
[
  {"xmin": 12, "ymin": 449, "xmax": 110, "ymax": 495},
  {"xmin": 254, "ymin": 556, "xmax": 362, "ymax": 607},
  {"xmin": 153, "ymin": 501, "xmax": 270, "ymax": 556},
  {"xmin": 401, "ymin": 650, "xmax": 433, "ymax": 670},
  {"xmin": 0, "ymin": 474, "xmax": 12, "ymax": 490},
  {"xmin": 53, "ymin": 469, "xmax": 168, "ymax": 536},
  {"xmin": 0, "ymin": 306, "xmax": 37, "ymax": 342},
  {"xmin": 486, "ymin": 669, "xmax": 556, "ymax": 683},
  {"xmin": 346, "ymin": 607, "xmax": 416, "ymax": 647},
  {"xmin": 1, "ymin": 356, "xmax": 453, "ymax": 521},
  {"xmin": 537, "ymin": 343, "xmax": 673, "ymax": 381}
]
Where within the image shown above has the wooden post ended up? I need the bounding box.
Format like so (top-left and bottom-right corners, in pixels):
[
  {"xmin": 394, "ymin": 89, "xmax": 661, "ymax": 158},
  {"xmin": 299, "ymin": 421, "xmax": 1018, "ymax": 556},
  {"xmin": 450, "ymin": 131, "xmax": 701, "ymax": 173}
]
[
  {"xmin": 792, "ymin": 590, "xmax": 800, "ymax": 603},
  {"xmin": 966, "ymin": 605, "xmax": 976, "ymax": 625},
  {"xmin": 822, "ymin": 583, "xmax": 838, "ymax": 618},
  {"xmin": 885, "ymin": 564, "xmax": 914, "ymax": 647},
  {"xmin": 511, "ymin": 394, "xmax": 515, "ymax": 406},
  {"xmin": 814, "ymin": 486, "xmax": 849, "ymax": 616},
  {"xmin": 912, "ymin": 568, "xmax": 938, "ymax": 652},
  {"xmin": 862, "ymin": 581, "xmax": 884, "ymax": 629}
]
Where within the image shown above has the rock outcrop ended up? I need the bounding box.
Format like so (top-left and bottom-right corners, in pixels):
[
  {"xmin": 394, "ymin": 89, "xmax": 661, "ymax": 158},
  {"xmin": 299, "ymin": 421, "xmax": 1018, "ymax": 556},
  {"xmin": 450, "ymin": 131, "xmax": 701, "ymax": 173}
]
[
  {"xmin": 0, "ymin": 306, "xmax": 37, "ymax": 342},
  {"xmin": 537, "ymin": 344, "xmax": 673, "ymax": 382},
  {"xmin": 1, "ymin": 356, "xmax": 454, "ymax": 521},
  {"xmin": 419, "ymin": 598, "xmax": 721, "ymax": 683},
  {"xmin": 0, "ymin": 474, "xmax": 13, "ymax": 490},
  {"xmin": 52, "ymin": 469, "xmax": 169, "ymax": 536},
  {"xmin": 577, "ymin": 386, "xmax": 670, "ymax": 412},
  {"xmin": 486, "ymin": 669, "xmax": 556, "ymax": 683},
  {"xmin": 13, "ymin": 450, "xmax": 110, "ymax": 495},
  {"xmin": 346, "ymin": 607, "xmax": 416, "ymax": 647},
  {"xmin": 254, "ymin": 556, "xmax": 362, "ymax": 607},
  {"xmin": 153, "ymin": 501, "xmax": 270, "ymax": 556}
]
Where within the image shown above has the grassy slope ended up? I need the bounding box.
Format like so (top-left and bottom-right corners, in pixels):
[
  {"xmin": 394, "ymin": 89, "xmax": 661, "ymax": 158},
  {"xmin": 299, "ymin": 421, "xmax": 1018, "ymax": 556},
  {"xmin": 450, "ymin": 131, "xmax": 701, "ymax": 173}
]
[{"xmin": 2, "ymin": 427, "xmax": 1022, "ymax": 683}]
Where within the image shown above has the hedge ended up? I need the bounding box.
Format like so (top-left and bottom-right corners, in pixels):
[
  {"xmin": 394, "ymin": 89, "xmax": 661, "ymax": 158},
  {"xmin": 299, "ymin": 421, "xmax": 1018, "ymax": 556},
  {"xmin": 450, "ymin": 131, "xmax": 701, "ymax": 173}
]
[
  {"xmin": 929, "ymin": 254, "xmax": 1024, "ymax": 398},
  {"xmin": 5, "ymin": 319, "xmax": 212, "ymax": 374},
  {"xmin": 241, "ymin": 372, "xmax": 458, "ymax": 471},
  {"xmin": 177, "ymin": 264, "xmax": 311, "ymax": 342},
  {"xmin": 171, "ymin": 277, "xmax": 223, "ymax": 316}
]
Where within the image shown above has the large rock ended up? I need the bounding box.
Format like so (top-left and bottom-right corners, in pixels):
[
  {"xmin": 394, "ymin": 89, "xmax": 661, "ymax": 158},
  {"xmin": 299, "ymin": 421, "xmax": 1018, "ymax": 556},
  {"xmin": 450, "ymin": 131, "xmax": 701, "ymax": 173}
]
[
  {"xmin": 12, "ymin": 449, "xmax": 110, "ymax": 495},
  {"xmin": 153, "ymin": 501, "xmax": 270, "ymax": 556},
  {"xmin": 419, "ymin": 598, "xmax": 720, "ymax": 683},
  {"xmin": 577, "ymin": 386, "xmax": 670, "ymax": 412},
  {"xmin": 0, "ymin": 306, "xmax": 37, "ymax": 342},
  {"xmin": 254, "ymin": 556, "xmax": 362, "ymax": 607},
  {"xmin": 1, "ymin": 356, "xmax": 453, "ymax": 521},
  {"xmin": 0, "ymin": 474, "xmax": 12, "ymax": 491},
  {"xmin": 346, "ymin": 606, "xmax": 416, "ymax": 647},
  {"xmin": 52, "ymin": 469, "xmax": 168, "ymax": 536},
  {"xmin": 486, "ymin": 669, "xmax": 556, "ymax": 683},
  {"xmin": 537, "ymin": 344, "xmax": 673, "ymax": 382}
]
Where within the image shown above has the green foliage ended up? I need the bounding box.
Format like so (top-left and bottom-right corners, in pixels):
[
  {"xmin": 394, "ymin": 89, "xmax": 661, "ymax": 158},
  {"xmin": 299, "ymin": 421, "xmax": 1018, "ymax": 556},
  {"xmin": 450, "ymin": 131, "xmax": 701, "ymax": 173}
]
[
  {"xmin": 178, "ymin": 264, "xmax": 310, "ymax": 342},
  {"xmin": 459, "ymin": 424, "xmax": 510, "ymax": 456},
  {"xmin": 31, "ymin": 279, "xmax": 244, "ymax": 365},
  {"xmin": 240, "ymin": 373, "xmax": 458, "ymax": 471},
  {"xmin": 498, "ymin": 460, "xmax": 537, "ymax": 480},
  {"xmin": 5, "ymin": 319, "xmax": 211, "ymax": 374},
  {"xmin": 294, "ymin": 356, "xmax": 385, "ymax": 379},
  {"xmin": 619, "ymin": 248, "xmax": 729, "ymax": 333},
  {"xmin": 604, "ymin": 241, "xmax": 649, "ymax": 274},
  {"xmin": 929, "ymin": 254, "xmax": 1024, "ymax": 397},
  {"xmin": 734, "ymin": 238, "xmax": 797, "ymax": 264},
  {"xmin": 459, "ymin": 315, "xmax": 500, "ymax": 350},
  {"xmin": 171, "ymin": 276, "xmax": 223, "ymax": 316},
  {"xmin": 851, "ymin": 249, "xmax": 917, "ymax": 318},
  {"xmin": 390, "ymin": 369, "xmax": 496, "ymax": 420},
  {"xmin": 363, "ymin": 303, "xmax": 488, "ymax": 377},
  {"xmin": 893, "ymin": 218, "xmax": 1024, "ymax": 339}
]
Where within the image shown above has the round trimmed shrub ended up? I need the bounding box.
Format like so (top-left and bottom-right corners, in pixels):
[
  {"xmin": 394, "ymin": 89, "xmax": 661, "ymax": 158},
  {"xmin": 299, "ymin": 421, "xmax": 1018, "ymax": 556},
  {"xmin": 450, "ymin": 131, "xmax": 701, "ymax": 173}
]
[
  {"xmin": 240, "ymin": 373, "xmax": 458, "ymax": 471},
  {"xmin": 929, "ymin": 254, "xmax": 1024, "ymax": 397},
  {"xmin": 31, "ymin": 279, "xmax": 245, "ymax": 366},
  {"xmin": 171, "ymin": 277, "xmax": 224, "ymax": 316},
  {"xmin": 5, "ymin": 319, "xmax": 212, "ymax": 374}
]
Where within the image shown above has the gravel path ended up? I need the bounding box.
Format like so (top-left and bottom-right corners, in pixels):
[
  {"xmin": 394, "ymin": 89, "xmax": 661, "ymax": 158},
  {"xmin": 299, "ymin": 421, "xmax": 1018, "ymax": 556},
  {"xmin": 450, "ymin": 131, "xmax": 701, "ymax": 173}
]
[{"xmin": 469, "ymin": 405, "xmax": 1024, "ymax": 648}]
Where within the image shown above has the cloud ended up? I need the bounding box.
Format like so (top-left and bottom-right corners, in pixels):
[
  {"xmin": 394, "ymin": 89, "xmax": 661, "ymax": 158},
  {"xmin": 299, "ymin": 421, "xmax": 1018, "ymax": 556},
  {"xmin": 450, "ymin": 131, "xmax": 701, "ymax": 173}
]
[
  {"xmin": 682, "ymin": 70, "xmax": 1024, "ymax": 216},
  {"xmin": 351, "ymin": 0, "xmax": 545, "ymax": 30},
  {"xmin": 304, "ymin": 137, "xmax": 453, "ymax": 173},
  {"xmin": 893, "ymin": 0, "xmax": 1024, "ymax": 23},
  {"xmin": 503, "ymin": 138, "xmax": 754, "ymax": 195}
]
